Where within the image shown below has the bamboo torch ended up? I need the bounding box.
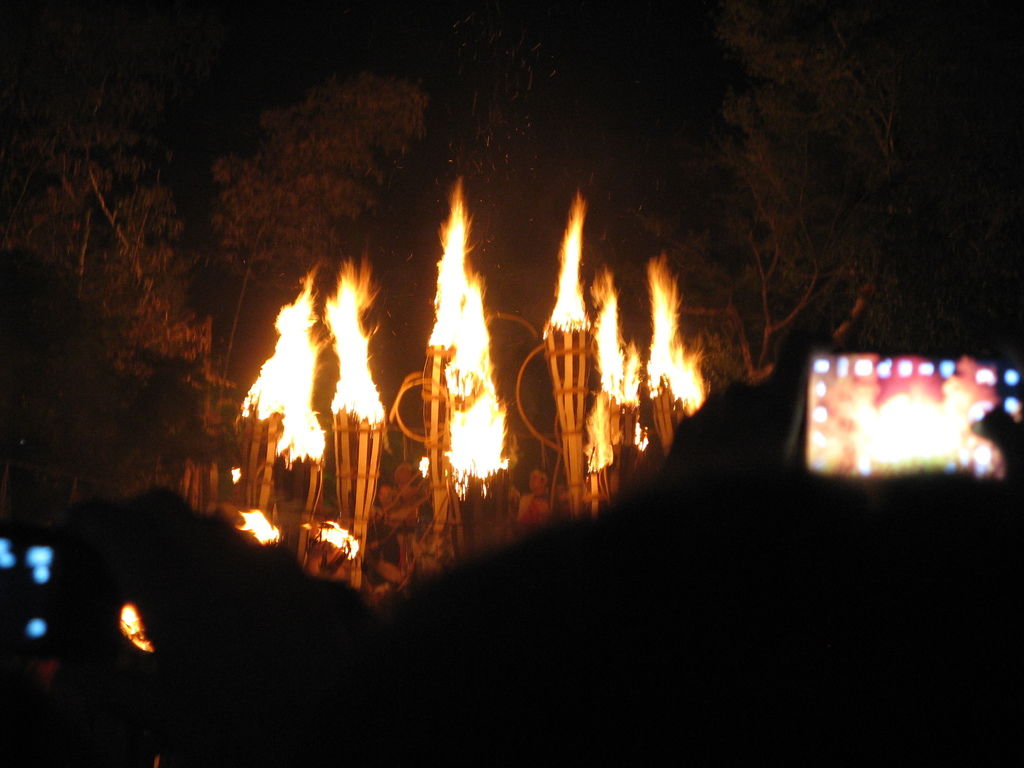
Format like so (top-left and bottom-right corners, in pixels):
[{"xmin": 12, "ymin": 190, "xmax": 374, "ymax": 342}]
[
  {"xmin": 425, "ymin": 182, "xmax": 509, "ymax": 554},
  {"xmin": 546, "ymin": 195, "xmax": 590, "ymax": 518},
  {"xmin": 236, "ymin": 276, "xmax": 326, "ymax": 558},
  {"xmin": 324, "ymin": 261, "xmax": 386, "ymax": 591},
  {"xmin": 646, "ymin": 255, "xmax": 706, "ymax": 455}
]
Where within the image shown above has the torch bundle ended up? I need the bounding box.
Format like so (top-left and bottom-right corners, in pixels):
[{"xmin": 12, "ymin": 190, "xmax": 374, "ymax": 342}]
[
  {"xmin": 324, "ymin": 262, "xmax": 386, "ymax": 589},
  {"xmin": 546, "ymin": 195, "xmax": 591, "ymax": 518},
  {"xmin": 237, "ymin": 277, "xmax": 326, "ymax": 555},
  {"xmin": 646, "ymin": 255, "xmax": 706, "ymax": 455}
]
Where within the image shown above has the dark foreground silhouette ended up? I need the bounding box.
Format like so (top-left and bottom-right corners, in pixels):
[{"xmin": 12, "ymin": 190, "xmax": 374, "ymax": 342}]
[{"xmin": 6, "ymin": 340, "xmax": 1024, "ymax": 765}]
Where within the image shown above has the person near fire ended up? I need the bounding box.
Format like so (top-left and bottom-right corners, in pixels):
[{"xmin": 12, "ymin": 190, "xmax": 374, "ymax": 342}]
[{"xmin": 516, "ymin": 468, "xmax": 552, "ymax": 532}]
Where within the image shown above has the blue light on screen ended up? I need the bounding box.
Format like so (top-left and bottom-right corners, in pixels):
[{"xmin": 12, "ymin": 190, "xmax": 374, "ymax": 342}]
[
  {"xmin": 27, "ymin": 546, "xmax": 54, "ymax": 584},
  {"xmin": 25, "ymin": 618, "xmax": 47, "ymax": 639},
  {"xmin": 0, "ymin": 538, "xmax": 15, "ymax": 569}
]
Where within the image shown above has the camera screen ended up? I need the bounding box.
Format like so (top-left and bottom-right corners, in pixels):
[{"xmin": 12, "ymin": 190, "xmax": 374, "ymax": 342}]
[
  {"xmin": 805, "ymin": 354, "xmax": 1021, "ymax": 478},
  {"xmin": 0, "ymin": 536, "xmax": 56, "ymax": 648}
]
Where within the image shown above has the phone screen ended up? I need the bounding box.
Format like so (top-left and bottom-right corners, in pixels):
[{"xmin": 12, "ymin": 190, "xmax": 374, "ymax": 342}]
[
  {"xmin": 0, "ymin": 526, "xmax": 120, "ymax": 656},
  {"xmin": 805, "ymin": 353, "xmax": 1021, "ymax": 479}
]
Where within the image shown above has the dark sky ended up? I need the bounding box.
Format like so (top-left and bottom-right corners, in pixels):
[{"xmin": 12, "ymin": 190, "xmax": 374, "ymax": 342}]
[{"xmin": 159, "ymin": 1, "xmax": 734, "ymax": 403}]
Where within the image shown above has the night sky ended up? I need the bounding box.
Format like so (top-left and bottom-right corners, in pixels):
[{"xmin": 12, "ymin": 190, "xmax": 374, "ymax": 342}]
[{"xmin": 158, "ymin": 1, "xmax": 733, "ymax": 403}]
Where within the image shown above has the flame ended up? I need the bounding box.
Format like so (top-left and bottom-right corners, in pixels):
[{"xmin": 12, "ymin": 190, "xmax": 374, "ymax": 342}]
[
  {"xmin": 586, "ymin": 391, "xmax": 615, "ymax": 471},
  {"xmin": 316, "ymin": 521, "xmax": 360, "ymax": 560},
  {"xmin": 622, "ymin": 342, "xmax": 642, "ymax": 407},
  {"xmin": 634, "ymin": 422, "xmax": 650, "ymax": 452},
  {"xmin": 548, "ymin": 194, "xmax": 589, "ymax": 331},
  {"xmin": 647, "ymin": 255, "xmax": 705, "ymax": 413},
  {"xmin": 429, "ymin": 183, "xmax": 508, "ymax": 494},
  {"xmin": 230, "ymin": 467, "xmax": 241, "ymax": 484},
  {"xmin": 324, "ymin": 261, "xmax": 385, "ymax": 424},
  {"xmin": 241, "ymin": 276, "xmax": 326, "ymax": 465},
  {"xmin": 592, "ymin": 269, "xmax": 625, "ymax": 400},
  {"xmin": 119, "ymin": 603, "xmax": 154, "ymax": 653},
  {"xmin": 237, "ymin": 509, "xmax": 281, "ymax": 544},
  {"xmin": 429, "ymin": 181, "xmax": 472, "ymax": 349},
  {"xmin": 418, "ymin": 456, "xmax": 430, "ymax": 478}
]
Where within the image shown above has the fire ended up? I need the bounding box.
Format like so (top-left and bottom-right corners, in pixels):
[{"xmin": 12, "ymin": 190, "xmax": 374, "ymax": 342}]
[
  {"xmin": 316, "ymin": 521, "xmax": 360, "ymax": 560},
  {"xmin": 548, "ymin": 194, "xmax": 589, "ymax": 331},
  {"xmin": 586, "ymin": 391, "xmax": 615, "ymax": 471},
  {"xmin": 230, "ymin": 467, "xmax": 241, "ymax": 484},
  {"xmin": 241, "ymin": 275, "xmax": 326, "ymax": 465},
  {"xmin": 418, "ymin": 456, "xmax": 430, "ymax": 478},
  {"xmin": 592, "ymin": 269, "xmax": 625, "ymax": 400},
  {"xmin": 429, "ymin": 183, "xmax": 508, "ymax": 494},
  {"xmin": 324, "ymin": 261, "xmax": 385, "ymax": 424},
  {"xmin": 587, "ymin": 269, "xmax": 627, "ymax": 471},
  {"xmin": 119, "ymin": 603, "xmax": 154, "ymax": 653},
  {"xmin": 237, "ymin": 509, "xmax": 281, "ymax": 544},
  {"xmin": 646, "ymin": 255, "xmax": 705, "ymax": 413},
  {"xmin": 429, "ymin": 181, "xmax": 472, "ymax": 349},
  {"xmin": 622, "ymin": 342, "xmax": 642, "ymax": 408}
]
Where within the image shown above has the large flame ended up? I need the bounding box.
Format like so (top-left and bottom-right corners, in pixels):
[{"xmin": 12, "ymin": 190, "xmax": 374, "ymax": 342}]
[
  {"xmin": 237, "ymin": 509, "xmax": 281, "ymax": 544},
  {"xmin": 324, "ymin": 262, "xmax": 385, "ymax": 424},
  {"xmin": 548, "ymin": 194, "xmax": 589, "ymax": 331},
  {"xmin": 646, "ymin": 255, "xmax": 705, "ymax": 413},
  {"xmin": 242, "ymin": 276, "xmax": 326, "ymax": 464},
  {"xmin": 430, "ymin": 184, "xmax": 508, "ymax": 493},
  {"xmin": 429, "ymin": 181, "xmax": 472, "ymax": 349}
]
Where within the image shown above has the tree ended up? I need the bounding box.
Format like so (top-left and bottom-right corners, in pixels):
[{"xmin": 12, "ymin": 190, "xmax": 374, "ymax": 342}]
[
  {"xmin": 212, "ymin": 73, "xmax": 427, "ymax": 276},
  {"xmin": 211, "ymin": 72, "xmax": 427, "ymax": 375},
  {"xmin": 664, "ymin": 0, "xmax": 1024, "ymax": 384},
  {"xmin": 0, "ymin": 1, "xmax": 221, "ymax": 507}
]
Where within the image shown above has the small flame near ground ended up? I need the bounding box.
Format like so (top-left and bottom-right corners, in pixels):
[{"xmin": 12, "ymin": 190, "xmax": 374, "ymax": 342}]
[
  {"xmin": 647, "ymin": 255, "xmax": 706, "ymax": 413},
  {"xmin": 237, "ymin": 510, "xmax": 281, "ymax": 544},
  {"xmin": 119, "ymin": 603, "xmax": 154, "ymax": 653},
  {"xmin": 313, "ymin": 521, "xmax": 360, "ymax": 560}
]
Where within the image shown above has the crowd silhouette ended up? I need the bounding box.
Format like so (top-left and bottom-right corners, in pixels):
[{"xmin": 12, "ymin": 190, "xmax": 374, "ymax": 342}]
[{"xmin": 5, "ymin": 336, "xmax": 1024, "ymax": 765}]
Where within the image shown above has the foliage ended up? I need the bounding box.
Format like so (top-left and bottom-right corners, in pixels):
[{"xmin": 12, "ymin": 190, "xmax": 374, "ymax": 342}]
[
  {"xmin": 212, "ymin": 73, "xmax": 428, "ymax": 279},
  {"xmin": 0, "ymin": 1, "xmax": 221, "ymax": 504}
]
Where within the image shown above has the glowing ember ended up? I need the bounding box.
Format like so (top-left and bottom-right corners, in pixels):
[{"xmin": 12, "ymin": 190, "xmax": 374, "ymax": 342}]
[
  {"xmin": 324, "ymin": 261, "xmax": 385, "ymax": 424},
  {"xmin": 241, "ymin": 275, "xmax": 326, "ymax": 465},
  {"xmin": 646, "ymin": 255, "xmax": 705, "ymax": 413},
  {"xmin": 119, "ymin": 603, "xmax": 154, "ymax": 653},
  {"xmin": 429, "ymin": 184, "xmax": 509, "ymax": 495},
  {"xmin": 548, "ymin": 194, "xmax": 589, "ymax": 332},
  {"xmin": 237, "ymin": 509, "xmax": 281, "ymax": 544},
  {"xmin": 316, "ymin": 521, "xmax": 360, "ymax": 560},
  {"xmin": 230, "ymin": 467, "xmax": 241, "ymax": 484}
]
